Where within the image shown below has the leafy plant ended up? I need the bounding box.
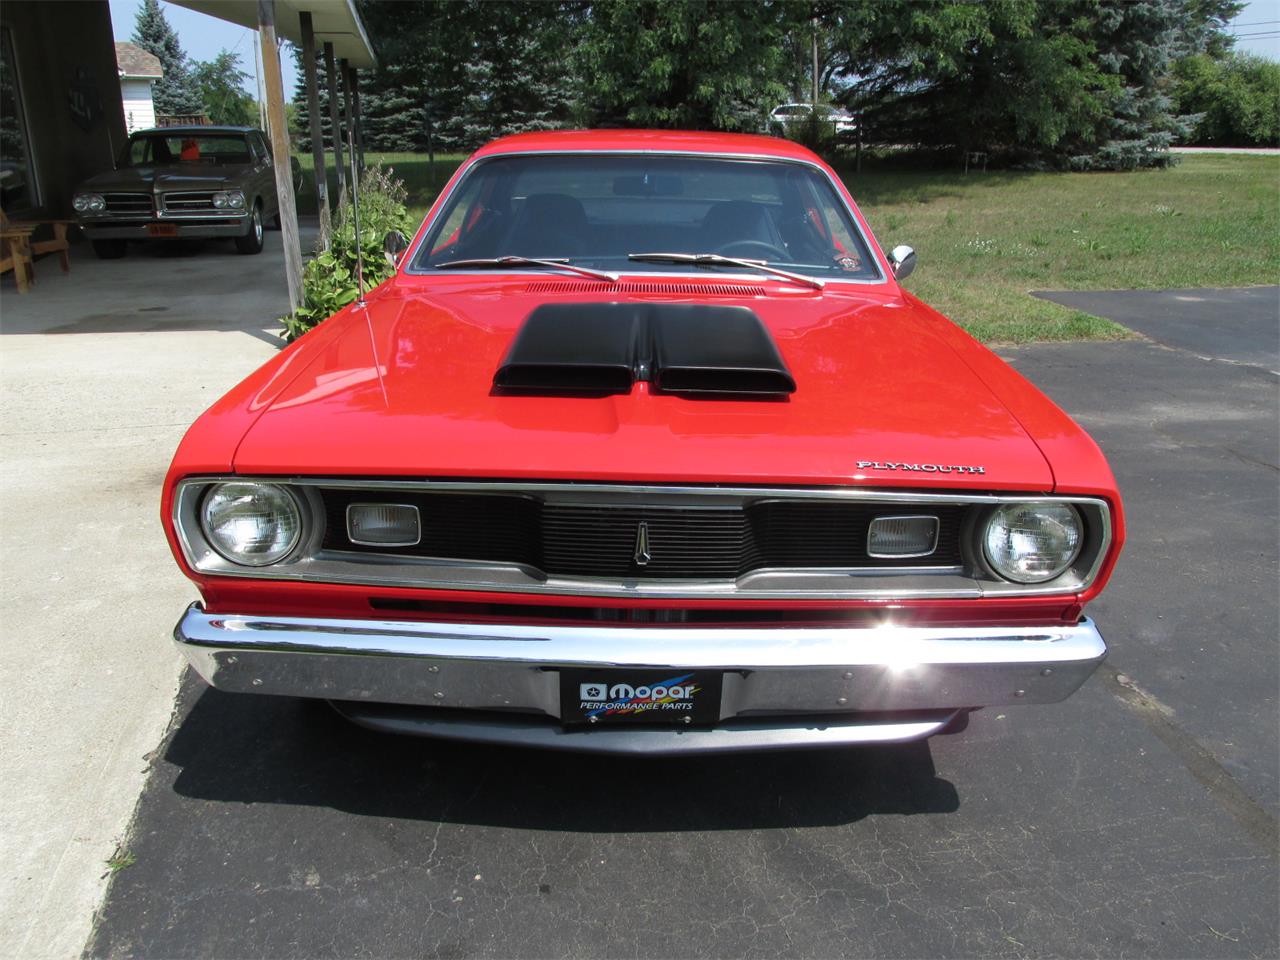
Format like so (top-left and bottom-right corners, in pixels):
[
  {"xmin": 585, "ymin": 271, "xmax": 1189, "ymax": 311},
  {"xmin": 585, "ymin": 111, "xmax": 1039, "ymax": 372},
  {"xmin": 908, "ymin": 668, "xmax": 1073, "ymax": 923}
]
[
  {"xmin": 280, "ymin": 164, "xmax": 411, "ymax": 342},
  {"xmin": 106, "ymin": 851, "xmax": 136, "ymax": 873}
]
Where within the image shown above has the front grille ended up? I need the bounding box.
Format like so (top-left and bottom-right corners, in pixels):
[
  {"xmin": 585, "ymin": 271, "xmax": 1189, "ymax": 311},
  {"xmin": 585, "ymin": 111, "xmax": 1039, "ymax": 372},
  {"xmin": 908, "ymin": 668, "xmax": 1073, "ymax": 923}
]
[
  {"xmin": 163, "ymin": 191, "xmax": 215, "ymax": 211},
  {"xmin": 319, "ymin": 489, "xmax": 965, "ymax": 579},
  {"xmin": 103, "ymin": 192, "xmax": 152, "ymax": 213},
  {"xmin": 543, "ymin": 504, "xmax": 761, "ymax": 577}
]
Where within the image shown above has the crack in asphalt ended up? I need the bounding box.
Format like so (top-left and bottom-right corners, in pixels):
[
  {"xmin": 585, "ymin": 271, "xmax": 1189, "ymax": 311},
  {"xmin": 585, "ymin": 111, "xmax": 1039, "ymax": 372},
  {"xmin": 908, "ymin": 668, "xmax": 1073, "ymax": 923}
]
[{"xmin": 1101, "ymin": 664, "xmax": 1279, "ymax": 854}]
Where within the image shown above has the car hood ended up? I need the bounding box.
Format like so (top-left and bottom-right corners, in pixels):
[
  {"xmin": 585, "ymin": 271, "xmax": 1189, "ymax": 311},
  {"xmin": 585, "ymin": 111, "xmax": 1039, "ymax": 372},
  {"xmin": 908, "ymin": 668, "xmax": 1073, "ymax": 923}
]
[
  {"xmin": 79, "ymin": 164, "xmax": 249, "ymax": 192},
  {"xmin": 232, "ymin": 281, "xmax": 1054, "ymax": 490}
]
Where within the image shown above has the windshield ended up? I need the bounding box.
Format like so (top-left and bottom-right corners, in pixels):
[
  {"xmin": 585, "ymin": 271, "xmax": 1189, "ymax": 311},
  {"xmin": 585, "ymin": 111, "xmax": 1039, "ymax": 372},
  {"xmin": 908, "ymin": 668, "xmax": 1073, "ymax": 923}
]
[
  {"xmin": 412, "ymin": 154, "xmax": 880, "ymax": 281},
  {"xmin": 120, "ymin": 133, "xmax": 254, "ymax": 167}
]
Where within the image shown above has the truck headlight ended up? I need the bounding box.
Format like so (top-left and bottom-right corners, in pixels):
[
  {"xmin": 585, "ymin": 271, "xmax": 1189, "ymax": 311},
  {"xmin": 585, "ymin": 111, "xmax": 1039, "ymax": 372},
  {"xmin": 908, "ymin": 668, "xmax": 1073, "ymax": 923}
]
[
  {"xmin": 983, "ymin": 503, "xmax": 1082, "ymax": 583},
  {"xmin": 200, "ymin": 482, "xmax": 302, "ymax": 566},
  {"xmin": 212, "ymin": 191, "xmax": 246, "ymax": 209},
  {"xmin": 74, "ymin": 193, "xmax": 105, "ymax": 212}
]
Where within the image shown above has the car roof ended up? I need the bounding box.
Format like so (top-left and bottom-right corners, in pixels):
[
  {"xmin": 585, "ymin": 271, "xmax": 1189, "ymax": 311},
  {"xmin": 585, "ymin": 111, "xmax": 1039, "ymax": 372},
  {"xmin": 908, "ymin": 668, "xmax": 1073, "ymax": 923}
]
[
  {"xmin": 131, "ymin": 125, "xmax": 258, "ymax": 135},
  {"xmin": 473, "ymin": 129, "xmax": 824, "ymax": 163}
]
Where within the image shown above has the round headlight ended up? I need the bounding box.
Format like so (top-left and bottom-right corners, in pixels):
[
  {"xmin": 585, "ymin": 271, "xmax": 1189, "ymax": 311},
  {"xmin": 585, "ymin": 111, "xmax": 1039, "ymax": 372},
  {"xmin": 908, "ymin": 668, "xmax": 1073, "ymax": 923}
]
[
  {"xmin": 87, "ymin": 194, "xmax": 105, "ymax": 212},
  {"xmin": 73, "ymin": 195, "xmax": 90, "ymax": 212},
  {"xmin": 226, "ymin": 191, "xmax": 246, "ymax": 209},
  {"xmin": 200, "ymin": 482, "xmax": 302, "ymax": 566},
  {"xmin": 983, "ymin": 503, "xmax": 1082, "ymax": 584},
  {"xmin": 211, "ymin": 192, "xmax": 227, "ymax": 208}
]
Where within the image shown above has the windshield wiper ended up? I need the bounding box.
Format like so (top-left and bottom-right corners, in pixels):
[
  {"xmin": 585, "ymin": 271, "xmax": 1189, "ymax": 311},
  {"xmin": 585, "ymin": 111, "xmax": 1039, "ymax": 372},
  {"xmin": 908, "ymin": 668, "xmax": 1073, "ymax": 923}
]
[
  {"xmin": 627, "ymin": 252, "xmax": 824, "ymax": 290},
  {"xmin": 435, "ymin": 256, "xmax": 618, "ymax": 283}
]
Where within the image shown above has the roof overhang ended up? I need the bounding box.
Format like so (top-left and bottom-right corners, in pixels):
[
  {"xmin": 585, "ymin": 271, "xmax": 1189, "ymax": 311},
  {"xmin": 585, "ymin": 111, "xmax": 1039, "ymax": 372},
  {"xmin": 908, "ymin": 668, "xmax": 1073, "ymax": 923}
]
[{"xmin": 166, "ymin": 0, "xmax": 376, "ymax": 68}]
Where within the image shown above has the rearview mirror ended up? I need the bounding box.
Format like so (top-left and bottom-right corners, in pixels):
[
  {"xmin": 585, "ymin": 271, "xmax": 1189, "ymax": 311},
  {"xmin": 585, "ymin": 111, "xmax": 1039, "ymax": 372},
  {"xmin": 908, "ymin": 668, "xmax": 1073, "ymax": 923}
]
[
  {"xmin": 384, "ymin": 230, "xmax": 409, "ymax": 266},
  {"xmin": 888, "ymin": 244, "xmax": 916, "ymax": 281},
  {"xmin": 613, "ymin": 175, "xmax": 683, "ymax": 197}
]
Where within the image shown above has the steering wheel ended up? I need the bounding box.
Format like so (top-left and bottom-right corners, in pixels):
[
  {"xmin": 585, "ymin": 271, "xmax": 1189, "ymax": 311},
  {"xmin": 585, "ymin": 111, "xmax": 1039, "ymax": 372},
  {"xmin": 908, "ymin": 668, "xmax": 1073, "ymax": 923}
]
[{"xmin": 715, "ymin": 240, "xmax": 791, "ymax": 262}]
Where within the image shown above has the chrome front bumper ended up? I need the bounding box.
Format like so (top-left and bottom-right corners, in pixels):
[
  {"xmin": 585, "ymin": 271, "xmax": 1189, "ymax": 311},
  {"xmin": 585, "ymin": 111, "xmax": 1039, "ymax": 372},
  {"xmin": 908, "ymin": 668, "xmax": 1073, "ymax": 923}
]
[
  {"xmin": 80, "ymin": 218, "xmax": 248, "ymax": 240},
  {"xmin": 174, "ymin": 604, "xmax": 1106, "ymax": 753}
]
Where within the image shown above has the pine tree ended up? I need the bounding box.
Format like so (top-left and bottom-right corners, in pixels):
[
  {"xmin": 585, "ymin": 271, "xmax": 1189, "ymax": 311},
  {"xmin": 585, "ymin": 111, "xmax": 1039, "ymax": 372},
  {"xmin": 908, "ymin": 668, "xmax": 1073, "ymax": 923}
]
[
  {"xmin": 1071, "ymin": 0, "xmax": 1200, "ymax": 170},
  {"xmin": 294, "ymin": 1, "xmax": 579, "ymax": 153},
  {"xmin": 133, "ymin": 0, "xmax": 203, "ymax": 117}
]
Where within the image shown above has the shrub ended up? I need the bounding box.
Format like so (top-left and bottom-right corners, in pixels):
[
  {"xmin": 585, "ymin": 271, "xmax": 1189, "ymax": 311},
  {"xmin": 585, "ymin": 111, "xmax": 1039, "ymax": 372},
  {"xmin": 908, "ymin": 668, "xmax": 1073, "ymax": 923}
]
[
  {"xmin": 1175, "ymin": 53, "xmax": 1280, "ymax": 147},
  {"xmin": 280, "ymin": 164, "xmax": 412, "ymax": 342}
]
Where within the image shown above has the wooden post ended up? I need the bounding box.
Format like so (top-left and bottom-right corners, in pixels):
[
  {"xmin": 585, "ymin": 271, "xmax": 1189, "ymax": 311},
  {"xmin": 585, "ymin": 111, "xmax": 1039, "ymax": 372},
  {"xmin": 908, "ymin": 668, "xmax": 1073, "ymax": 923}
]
[
  {"xmin": 323, "ymin": 42, "xmax": 346, "ymax": 204},
  {"xmin": 299, "ymin": 12, "xmax": 330, "ymax": 248},
  {"xmin": 340, "ymin": 58, "xmax": 355, "ymax": 187},
  {"xmin": 347, "ymin": 64, "xmax": 366, "ymax": 174},
  {"xmin": 257, "ymin": 0, "xmax": 303, "ymax": 316}
]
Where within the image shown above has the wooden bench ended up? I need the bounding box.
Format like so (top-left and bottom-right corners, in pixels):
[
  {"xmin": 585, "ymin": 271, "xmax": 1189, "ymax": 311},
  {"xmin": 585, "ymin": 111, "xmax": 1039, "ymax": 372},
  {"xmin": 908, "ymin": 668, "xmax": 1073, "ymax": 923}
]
[
  {"xmin": 0, "ymin": 208, "xmax": 73, "ymax": 276},
  {"xmin": 1, "ymin": 226, "xmax": 35, "ymax": 294}
]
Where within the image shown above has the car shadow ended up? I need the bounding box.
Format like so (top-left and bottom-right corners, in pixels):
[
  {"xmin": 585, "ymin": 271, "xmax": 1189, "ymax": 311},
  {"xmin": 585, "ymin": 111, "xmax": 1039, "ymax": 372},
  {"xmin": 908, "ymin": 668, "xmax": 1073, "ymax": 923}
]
[{"xmin": 164, "ymin": 675, "xmax": 960, "ymax": 832}]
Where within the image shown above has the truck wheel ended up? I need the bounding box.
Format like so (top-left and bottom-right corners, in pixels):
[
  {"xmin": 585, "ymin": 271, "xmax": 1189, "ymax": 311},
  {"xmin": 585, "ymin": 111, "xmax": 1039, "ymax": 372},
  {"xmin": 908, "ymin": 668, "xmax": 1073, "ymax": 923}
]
[
  {"xmin": 91, "ymin": 239, "xmax": 127, "ymax": 259},
  {"xmin": 234, "ymin": 204, "xmax": 265, "ymax": 255}
]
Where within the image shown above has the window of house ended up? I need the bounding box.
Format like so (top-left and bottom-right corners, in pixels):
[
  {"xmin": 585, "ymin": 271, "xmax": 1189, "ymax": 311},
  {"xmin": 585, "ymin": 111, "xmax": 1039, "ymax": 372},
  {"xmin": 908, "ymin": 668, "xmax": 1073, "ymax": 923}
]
[{"xmin": 0, "ymin": 27, "xmax": 38, "ymax": 212}]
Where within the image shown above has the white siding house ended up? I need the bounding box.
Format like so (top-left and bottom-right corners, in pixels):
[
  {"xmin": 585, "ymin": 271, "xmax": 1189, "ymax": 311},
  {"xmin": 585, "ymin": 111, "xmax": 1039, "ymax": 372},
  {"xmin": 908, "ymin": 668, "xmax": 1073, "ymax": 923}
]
[{"xmin": 114, "ymin": 42, "xmax": 162, "ymax": 133}]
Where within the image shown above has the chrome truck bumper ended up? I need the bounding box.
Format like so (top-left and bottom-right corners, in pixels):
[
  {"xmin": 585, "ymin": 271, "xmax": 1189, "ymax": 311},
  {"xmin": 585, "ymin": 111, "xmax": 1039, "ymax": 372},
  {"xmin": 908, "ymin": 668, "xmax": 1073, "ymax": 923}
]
[{"xmin": 174, "ymin": 604, "xmax": 1106, "ymax": 754}]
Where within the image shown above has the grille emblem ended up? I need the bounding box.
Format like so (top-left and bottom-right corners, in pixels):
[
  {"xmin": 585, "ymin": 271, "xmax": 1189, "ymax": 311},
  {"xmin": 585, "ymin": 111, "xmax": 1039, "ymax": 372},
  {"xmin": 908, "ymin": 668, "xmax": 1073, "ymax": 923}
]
[{"xmin": 633, "ymin": 521, "xmax": 652, "ymax": 567}]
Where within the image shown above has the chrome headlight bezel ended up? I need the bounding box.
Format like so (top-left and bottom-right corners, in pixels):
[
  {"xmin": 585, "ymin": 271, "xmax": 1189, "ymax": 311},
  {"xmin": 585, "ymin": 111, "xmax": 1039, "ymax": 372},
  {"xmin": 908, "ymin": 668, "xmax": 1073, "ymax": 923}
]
[
  {"xmin": 980, "ymin": 501, "xmax": 1085, "ymax": 584},
  {"xmin": 74, "ymin": 193, "xmax": 105, "ymax": 213},
  {"xmin": 212, "ymin": 190, "xmax": 246, "ymax": 210},
  {"xmin": 198, "ymin": 482, "xmax": 305, "ymax": 567}
]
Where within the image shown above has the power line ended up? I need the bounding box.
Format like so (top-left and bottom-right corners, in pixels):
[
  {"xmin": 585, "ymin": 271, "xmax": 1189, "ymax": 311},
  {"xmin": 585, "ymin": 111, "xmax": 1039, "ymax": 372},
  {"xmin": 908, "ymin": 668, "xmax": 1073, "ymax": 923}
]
[
  {"xmin": 1229, "ymin": 19, "xmax": 1280, "ymax": 28},
  {"xmin": 1231, "ymin": 30, "xmax": 1280, "ymax": 38}
]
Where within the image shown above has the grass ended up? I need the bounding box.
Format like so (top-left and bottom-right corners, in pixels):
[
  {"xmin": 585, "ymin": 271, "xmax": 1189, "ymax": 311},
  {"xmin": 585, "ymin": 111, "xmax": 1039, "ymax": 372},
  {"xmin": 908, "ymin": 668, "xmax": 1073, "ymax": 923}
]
[
  {"xmin": 294, "ymin": 152, "xmax": 1279, "ymax": 344},
  {"xmin": 846, "ymin": 154, "xmax": 1280, "ymax": 342},
  {"xmin": 105, "ymin": 850, "xmax": 136, "ymax": 873}
]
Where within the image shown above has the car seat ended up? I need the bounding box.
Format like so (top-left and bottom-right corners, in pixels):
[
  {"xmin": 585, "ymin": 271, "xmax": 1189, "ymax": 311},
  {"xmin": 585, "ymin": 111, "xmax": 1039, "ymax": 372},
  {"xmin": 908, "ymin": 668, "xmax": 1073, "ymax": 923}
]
[{"xmin": 504, "ymin": 193, "xmax": 589, "ymax": 258}]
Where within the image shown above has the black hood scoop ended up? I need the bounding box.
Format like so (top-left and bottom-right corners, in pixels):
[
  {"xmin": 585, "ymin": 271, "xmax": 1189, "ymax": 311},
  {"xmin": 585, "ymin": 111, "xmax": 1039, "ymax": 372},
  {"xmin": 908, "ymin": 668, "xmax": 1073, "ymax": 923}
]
[{"xmin": 494, "ymin": 303, "xmax": 795, "ymax": 397}]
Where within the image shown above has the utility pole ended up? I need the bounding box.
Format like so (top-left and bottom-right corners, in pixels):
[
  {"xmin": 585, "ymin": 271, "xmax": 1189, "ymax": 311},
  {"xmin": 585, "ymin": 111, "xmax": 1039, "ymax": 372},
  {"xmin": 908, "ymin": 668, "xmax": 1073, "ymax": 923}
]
[{"xmin": 811, "ymin": 17, "xmax": 819, "ymax": 108}]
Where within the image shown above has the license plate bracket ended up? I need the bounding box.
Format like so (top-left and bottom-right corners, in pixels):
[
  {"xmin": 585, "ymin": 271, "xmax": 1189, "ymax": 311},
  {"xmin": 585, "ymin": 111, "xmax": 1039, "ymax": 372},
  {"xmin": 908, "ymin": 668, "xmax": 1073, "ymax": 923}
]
[{"xmin": 560, "ymin": 668, "xmax": 723, "ymax": 726}]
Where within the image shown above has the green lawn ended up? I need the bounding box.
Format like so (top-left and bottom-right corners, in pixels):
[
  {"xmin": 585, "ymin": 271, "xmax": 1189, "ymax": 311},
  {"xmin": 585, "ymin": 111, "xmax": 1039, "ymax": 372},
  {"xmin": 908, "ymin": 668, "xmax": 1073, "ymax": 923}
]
[{"xmin": 296, "ymin": 152, "xmax": 1279, "ymax": 343}]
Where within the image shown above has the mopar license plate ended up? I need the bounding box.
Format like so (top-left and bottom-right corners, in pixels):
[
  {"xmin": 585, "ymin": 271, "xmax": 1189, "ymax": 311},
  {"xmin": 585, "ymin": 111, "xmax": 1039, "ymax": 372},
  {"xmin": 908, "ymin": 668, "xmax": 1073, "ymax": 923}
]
[
  {"xmin": 560, "ymin": 669, "xmax": 723, "ymax": 725},
  {"xmin": 148, "ymin": 223, "xmax": 177, "ymax": 237}
]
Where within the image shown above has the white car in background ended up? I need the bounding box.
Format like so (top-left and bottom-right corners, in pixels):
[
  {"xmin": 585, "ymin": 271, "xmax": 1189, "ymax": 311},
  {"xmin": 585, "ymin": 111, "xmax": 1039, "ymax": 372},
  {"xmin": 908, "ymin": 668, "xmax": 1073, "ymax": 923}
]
[{"xmin": 769, "ymin": 103, "xmax": 857, "ymax": 135}]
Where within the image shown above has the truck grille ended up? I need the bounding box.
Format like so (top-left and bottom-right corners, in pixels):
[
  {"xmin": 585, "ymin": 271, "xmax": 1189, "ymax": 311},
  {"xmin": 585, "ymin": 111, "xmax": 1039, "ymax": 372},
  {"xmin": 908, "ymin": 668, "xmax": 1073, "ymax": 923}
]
[
  {"xmin": 319, "ymin": 489, "xmax": 965, "ymax": 579},
  {"xmin": 162, "ymin": 191, "xmax": 215, "ymax": 211},
  {"xmin": 103, "ymin": 192, "xmax": 152, "ymax": 213}
]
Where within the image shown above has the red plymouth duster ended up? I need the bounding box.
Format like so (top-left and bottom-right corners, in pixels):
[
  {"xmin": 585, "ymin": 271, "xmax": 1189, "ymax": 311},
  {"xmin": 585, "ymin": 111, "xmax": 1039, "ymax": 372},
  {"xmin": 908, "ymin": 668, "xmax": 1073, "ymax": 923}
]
[{"xmin": 163, "ymin": 131, "xmax": 1124, "ymax": 753}]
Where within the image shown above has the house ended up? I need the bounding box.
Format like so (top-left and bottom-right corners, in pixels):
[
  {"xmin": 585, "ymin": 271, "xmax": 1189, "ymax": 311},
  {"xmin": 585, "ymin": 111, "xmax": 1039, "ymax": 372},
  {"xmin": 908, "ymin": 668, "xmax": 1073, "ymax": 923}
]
[{"xmin": 114, "ymin": 40, "xmax": 161, "ymax": 133}]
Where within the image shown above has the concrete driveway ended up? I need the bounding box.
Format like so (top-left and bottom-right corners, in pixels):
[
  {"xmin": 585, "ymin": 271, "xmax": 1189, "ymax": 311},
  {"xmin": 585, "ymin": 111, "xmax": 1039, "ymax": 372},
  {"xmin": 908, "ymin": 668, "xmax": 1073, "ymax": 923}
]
[
  {"xmin": 0, "ymin": 233, "xmax": 306, "ymax": 958},
  {"xmin": 4, "ymin": 266, "xmax": 1276, "ymax": 957}
]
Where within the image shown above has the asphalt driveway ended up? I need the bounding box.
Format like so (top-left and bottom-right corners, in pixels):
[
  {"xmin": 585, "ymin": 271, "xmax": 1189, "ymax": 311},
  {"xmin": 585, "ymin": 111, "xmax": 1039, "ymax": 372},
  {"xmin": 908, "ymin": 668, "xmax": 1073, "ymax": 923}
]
[
  {"xmin": 81, "ymin": 290, "xmax": 1279, "ymax": 958},
  {"xmin": 0, "ymin": 233, "xmax": 305, "ymax": 959}
]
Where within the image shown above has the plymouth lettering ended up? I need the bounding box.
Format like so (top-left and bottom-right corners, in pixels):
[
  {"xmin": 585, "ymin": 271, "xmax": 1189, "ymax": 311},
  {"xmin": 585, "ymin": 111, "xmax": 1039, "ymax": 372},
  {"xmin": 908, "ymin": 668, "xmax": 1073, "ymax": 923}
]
[{"xmin": 857, "ymin": 460, "xmax": 986, "ymax": 475}]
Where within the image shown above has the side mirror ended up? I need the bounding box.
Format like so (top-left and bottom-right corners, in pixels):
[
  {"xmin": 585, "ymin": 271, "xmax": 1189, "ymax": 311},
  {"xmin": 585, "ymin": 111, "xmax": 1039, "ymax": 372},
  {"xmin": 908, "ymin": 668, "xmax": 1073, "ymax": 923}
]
[
  {"xmin": 888, "ymin": 244, "xmax": 916, "ymax": 281},
  {"xmin": 384, "ymin": 230, "xmax": 410, "ymax": 266}
]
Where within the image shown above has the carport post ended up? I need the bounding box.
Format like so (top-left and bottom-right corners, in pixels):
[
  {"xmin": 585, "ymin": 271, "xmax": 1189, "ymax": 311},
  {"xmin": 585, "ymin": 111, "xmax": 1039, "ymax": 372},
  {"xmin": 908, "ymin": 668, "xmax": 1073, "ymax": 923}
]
[
  {"xmin": 347, "ymin": 64, "xmax": 366, "ymax": 174},
  {"xmin": 257, "ymin": 0, "xmax": 303, "ymax": 315},
  {"xmin": 340, "ymin": 58, "xmax": 355, "ymax": 183},
  {"xmin": 324, "ymin": 42, "xmax": 346, "ymax": 204},
  {"xmin": 299, "ymin": 11, "xmax": 330, "ymax": 249}
]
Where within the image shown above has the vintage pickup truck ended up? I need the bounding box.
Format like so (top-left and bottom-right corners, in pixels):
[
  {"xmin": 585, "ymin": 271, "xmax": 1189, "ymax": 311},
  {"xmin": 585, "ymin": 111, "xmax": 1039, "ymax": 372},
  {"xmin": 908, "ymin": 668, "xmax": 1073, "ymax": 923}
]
[{"xmin": 163, "ymin": 130, "xmax": 1124, "ymax": 754}]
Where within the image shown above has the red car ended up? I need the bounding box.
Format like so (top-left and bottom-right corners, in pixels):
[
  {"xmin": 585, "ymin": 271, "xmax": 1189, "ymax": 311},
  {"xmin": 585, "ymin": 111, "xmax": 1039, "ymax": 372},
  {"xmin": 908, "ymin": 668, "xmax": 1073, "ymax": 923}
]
[{"xmin": 163, "ymin": 131, "xmax": 1124, "ymax": 754}]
